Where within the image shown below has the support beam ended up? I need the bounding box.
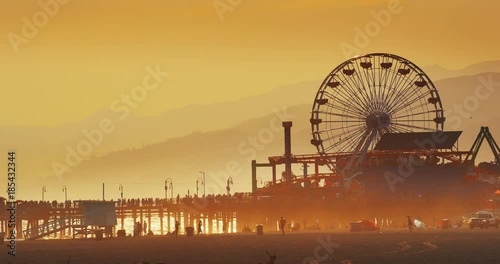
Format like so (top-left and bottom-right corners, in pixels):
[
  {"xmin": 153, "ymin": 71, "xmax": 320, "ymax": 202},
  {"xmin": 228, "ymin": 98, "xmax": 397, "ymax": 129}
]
[
  {"xmin": 252, "ymin": 160, "xmax": 257, "ymax": 193},
  {"xmin": 303, "ymin": 162, "xmax": 308, "ymax": 187},
  {"xmin": 272, "ymin": 165, "xmax": 277, "ymax": 184},
  {"xmin": 252, "ymin": 160, "xmax": 274, "ymax": 192},
  {"xmin": 283, "ymin": 121, "xmax": 293, "ymax": 183}
]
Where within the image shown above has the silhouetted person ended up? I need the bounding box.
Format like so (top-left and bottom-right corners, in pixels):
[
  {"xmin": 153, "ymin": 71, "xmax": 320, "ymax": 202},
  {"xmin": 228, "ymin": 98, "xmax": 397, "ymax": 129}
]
[
  {"xmin": 105, "ymin": 226, "xmax": 112, "ymax": 237},
  {"xmin": 174, "ymin": 220, "xmax": 180, "ymax": 238},
  {"xmin": 222, "ymin": 220, "xmax": 228, "ymax": 233},
  {"xmin": 407, "ymin": 216, "xmax": 413, "ymax": 233},
  {"xmin": 143, "ymin": 221, "xmax": 147, "ymax": 235},
  {"xmin": 197, "ymin": 220, "xmax": 203, "ymax": 236},
  {"xmin": 138, "ymin": 222, "xmax": 142, "ymax": 236},
  {"xmin": 134, "ymin": 221, "xmax": 139, "ymax": 237},
  {"xmin": 279, "ymin": 217, "xmax": 286, "ymax": 235}
]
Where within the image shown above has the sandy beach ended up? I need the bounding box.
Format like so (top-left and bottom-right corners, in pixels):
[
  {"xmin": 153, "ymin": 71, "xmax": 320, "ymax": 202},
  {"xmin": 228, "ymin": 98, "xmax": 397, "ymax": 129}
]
[{"xmin": 1, "ymin": 228, "xmax": 500, "ymax": 264}]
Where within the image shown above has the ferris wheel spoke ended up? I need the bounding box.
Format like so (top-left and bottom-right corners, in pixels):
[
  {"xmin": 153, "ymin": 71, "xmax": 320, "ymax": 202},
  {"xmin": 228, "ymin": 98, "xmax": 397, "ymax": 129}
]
[
  {"xmin": 321, "ymin": 120, "xmax": 365, "ymax": 123},
  {"xmin": 383, "ymin": 75, "xmax": 416, "ymax": 113},
  {"xmin": 397, "ymin": 103, "xmax": 432, "ymax": 118},
  {"xmin": 379, "ymin": 89, "xmax": 396, "ymax": 113},
  {"xmin": 392, "ymin": 109, "xmax": 436, "ymax": 120},
  {"xmin": 331, "ymin": 134, "xmax": 366, "ymax": 154},
  {"xmin": 315, "ymin": 110, "xmax": 363, "ymax": 120},
  {"xmin": 379, "ymin": 58, "xmax": 396, "ymax": 104},
  {"xmin": 322, "ymin": 91, "xmax": 366, "ymax": 116},
  {"xmin": 355, "ymin": 62, "xmax": 375, "ymax": 105},
  {"xmin": 328, "ymin": 126, "xmax": 365, "ymax": 141},
  {"xmin": 338, "ymin": 131, "xmax": 369, "ymax": 153},
  {"xmin": 391, "ymin": 122, "xmax": 435, "ymax": 132},
  {"xmin": 379, "ymin": 70, "xmax": 397, "ymax": 112},
  {"xmin": 391, "ymin": 62, "xmax": 414, "ymax": 94},
  {"xmin": 325, "ymin": 83, "xmax": 370, "ymax": 116},
  {"xmin": 323, "ymin": 107, "xmax": 364, "ymax": 121},
  {"xmin": 367, "ymin": 59, "xmax": 377, "ymax": 95},
  {"xmin": 317, "ymin": 123, "xmax": 365, "ymax": 134},
  {"xmin": 391, "ymin": 119, "xmax": 433, "ymax": 123},
  {"xmin": 376, "ymin": 73, "xmax": 391, "ymax": 112},
  {"xmin": 344, "ymin": 129, "xmax": 378, "ymax": 163},
  {"xmin": 369, "ymin": 56, "xmax": 384, "ymax": 110},
  {"xmin": 388, "ymin": 125, "xmax": 413, "ymax": 133},
  {"xmin": 334, "ymin": 73, "xmax": 365, "ymax": 104},
  {"xmin": 389, "ymin": 89, "xmax": 427, "ymax": 115},
  {"xmin": 379, "ymin": 56, "xmax": 391, "ymax": 103},
  {"xmin": 324, "ymin": 126, "xmax": 365, "ymax": 151},
  {"xmin": 386, "ymin": 58, "xmax": 402, "ymax": 92},
  {"xmin": 383, "ymin": 60, "xmax": 407, "ymax": 111},
  {"xmin": 321, "ymin": 123, "xmax": 365, "ymax": 140},
  {"xmin": 384, "ymin": 74, "xmax": 420, "ymax": 113},
  {"xmin": 342, "ymin": 77, "xmax": 370, "ymax": 112},
  {"xmin": 336, "ymin": 71, "xmax": 374, "ymax": 113},
  {"xmin": 352, "ymin": 62, "xmax": 376, "ymax": 108},
  {"xmin": 389, "ymin": 90, "xmax": 430, "ymax": 115},
  {"xmin": 323, "ymin": 124, "xmax": 366, "ymax": 144},
  {"xmin": 323, "ymin": 101, "xmax": 367, "ymax": 118}
]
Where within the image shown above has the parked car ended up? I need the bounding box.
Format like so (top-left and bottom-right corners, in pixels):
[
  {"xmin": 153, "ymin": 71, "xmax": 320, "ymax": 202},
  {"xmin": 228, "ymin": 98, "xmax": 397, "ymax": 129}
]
[
  {"xmin": 469, "ymin": 211, "xmax": 499, "ymax": 229},
  {"xmin": 350, "ymin": 220, "xmax": 378, "ymax": 232}
]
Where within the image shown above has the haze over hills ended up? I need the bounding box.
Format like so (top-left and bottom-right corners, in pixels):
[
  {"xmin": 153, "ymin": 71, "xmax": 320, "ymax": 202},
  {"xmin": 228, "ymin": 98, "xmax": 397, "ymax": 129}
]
[
  {"xmin": 423, "ymin": 60, "xmax": 500, "ymax": 81},
  {"xmin": 6, "ymin": 67, "xmax": 500, "ymax": 201}
]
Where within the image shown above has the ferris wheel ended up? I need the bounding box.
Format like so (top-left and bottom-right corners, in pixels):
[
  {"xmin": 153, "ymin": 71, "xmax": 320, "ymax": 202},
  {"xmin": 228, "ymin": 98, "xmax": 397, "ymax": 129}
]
[{"xmin": 310, "ymin": 53, "xmax": 445, "ymax": 171}]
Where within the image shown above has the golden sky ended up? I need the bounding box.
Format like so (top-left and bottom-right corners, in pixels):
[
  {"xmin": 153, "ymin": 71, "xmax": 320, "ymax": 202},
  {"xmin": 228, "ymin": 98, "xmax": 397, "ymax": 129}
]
[{"xmin": 1, "ymin": 0, "xmax": 499, "ymax": 126}]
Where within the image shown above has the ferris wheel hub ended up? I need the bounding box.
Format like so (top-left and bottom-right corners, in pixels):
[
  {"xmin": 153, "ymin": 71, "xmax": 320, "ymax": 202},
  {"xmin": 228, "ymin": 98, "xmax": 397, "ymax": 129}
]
[{"xmin": 366, "ymin": 113, "xmax": 391, "ymax": 129}]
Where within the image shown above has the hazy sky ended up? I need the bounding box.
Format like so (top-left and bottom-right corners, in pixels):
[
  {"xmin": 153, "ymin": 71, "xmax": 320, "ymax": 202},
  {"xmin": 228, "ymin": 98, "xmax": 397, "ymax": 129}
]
[{"xmin": 1, "ymin": 0, "xmax": 499, "ymax": 126}]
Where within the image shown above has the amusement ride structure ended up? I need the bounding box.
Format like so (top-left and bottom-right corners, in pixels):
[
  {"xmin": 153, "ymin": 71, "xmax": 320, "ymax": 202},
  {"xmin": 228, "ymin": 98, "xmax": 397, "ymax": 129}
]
[{"xmin": 252, "ymin": 53, "xmax": 499, "ymax": 212}]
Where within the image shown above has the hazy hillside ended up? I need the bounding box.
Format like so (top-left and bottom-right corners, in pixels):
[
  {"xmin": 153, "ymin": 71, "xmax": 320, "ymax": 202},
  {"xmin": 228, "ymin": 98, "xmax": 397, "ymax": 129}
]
[{"xmin": 424, "ymin": 60, "xmax": 500, "ymax": 81}]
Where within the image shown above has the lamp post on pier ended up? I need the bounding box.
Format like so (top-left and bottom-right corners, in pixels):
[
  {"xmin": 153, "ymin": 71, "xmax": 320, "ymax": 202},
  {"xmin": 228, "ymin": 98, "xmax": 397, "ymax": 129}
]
[
  {"xmin": 119, "ymin": 184, "xmax": 124, "ymax": 205},
  {"xmin": 196, "ymin": 177, "xmax": 203, "ymax": 197},
  {"xmin": 62, "ymin": 185, "xmax": 67, "ymax": 202},
  {"xmin": 42, "ymin": 186, "xmax": 47, "ymax": 201},
  {"xmin": 165, "ymin": 178, "xmax": 173, "ymax": 201},
  {"xmin": 198, "ymin": 171, "xmax": 206, "ymax": 197},
  {"xmin": 226, "ymin": 177, "xmax": 233, "ymax": 196}
]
